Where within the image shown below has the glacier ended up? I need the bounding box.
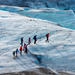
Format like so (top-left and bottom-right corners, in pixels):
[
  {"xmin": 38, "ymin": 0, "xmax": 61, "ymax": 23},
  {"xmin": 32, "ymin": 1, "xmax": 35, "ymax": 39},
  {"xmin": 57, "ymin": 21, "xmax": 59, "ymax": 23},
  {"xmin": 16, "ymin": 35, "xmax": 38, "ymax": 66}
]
[
  {"xmin": 0, "ymin": 0, "xmax": 75, "ymax": 11},
  {"xmin": 0, "ymin": 6, "xmax": 75, "ymax": 30},
  {"xmin": 0, "ymin": 5, "xmax": 75, "ymax": 75}
]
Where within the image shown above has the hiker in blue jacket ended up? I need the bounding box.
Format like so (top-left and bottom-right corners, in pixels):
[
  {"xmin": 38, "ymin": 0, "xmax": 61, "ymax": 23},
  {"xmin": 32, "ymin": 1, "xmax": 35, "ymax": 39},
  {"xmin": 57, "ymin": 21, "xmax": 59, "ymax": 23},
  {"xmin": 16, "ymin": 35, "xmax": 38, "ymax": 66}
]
[
  {"xmin": 15, "ymin": 48, "xmax": 19, "ymax": 57},
  {"xmin": 33, "ymin": 35, "xmax": 37, "ymax": 44}
]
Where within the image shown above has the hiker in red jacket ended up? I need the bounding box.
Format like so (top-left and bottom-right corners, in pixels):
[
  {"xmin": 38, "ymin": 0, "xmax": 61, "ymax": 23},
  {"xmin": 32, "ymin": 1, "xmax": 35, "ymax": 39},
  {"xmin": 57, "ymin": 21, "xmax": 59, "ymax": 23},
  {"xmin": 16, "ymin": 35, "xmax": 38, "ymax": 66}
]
[
  {"xmin": 24, "ymin": 43, "xmax": 28, "ymax": 54},
  {"xmin": 46, "ymin": 33, "xmax": 49, "ymax": 42},
  {"xmin": 28, "ymin": 37, "xmax": 31, "ymax": 45},
  {"xmin": 19, "ymin": 45, "xmax": 22, "ymax": 55}
]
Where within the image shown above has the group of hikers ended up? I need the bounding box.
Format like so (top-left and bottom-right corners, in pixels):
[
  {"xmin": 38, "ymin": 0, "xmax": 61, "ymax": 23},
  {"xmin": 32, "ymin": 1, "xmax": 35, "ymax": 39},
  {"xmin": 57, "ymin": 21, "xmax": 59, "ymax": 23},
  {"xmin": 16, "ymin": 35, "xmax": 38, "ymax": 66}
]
[{"xmin": 13, "ymin": 33, "xmax": 49, "ymax": 58}]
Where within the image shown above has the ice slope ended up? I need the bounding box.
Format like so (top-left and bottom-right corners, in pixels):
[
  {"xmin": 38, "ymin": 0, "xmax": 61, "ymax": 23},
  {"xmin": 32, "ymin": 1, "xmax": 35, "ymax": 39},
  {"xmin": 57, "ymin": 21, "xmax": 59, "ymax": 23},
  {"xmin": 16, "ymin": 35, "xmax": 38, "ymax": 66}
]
[
  {"xmin": 28, "ymin": 30, "xmax": 75, "ymax": 73},
  {"xmin": 0, "ymin": 11, "xmax": 41, "ymax": 74},
  {"xmin": 24, "ymin": 8, "xmax": 75, "ymax": 30},
  {"xmin": 0, "ymin": 10, "xmax": 59, "ymax": 74},
  {"xmin": 0, "ymin": 6, "xmax": 75, "ymax": 74},
  {"xmin": 0, "ymin": 6, "xmax": 75, "ymax": 30}
]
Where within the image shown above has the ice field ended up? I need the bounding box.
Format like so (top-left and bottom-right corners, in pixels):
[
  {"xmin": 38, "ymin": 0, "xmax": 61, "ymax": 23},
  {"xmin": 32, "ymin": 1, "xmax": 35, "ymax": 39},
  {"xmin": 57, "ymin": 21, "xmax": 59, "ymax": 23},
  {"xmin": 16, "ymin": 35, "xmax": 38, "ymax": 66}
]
[{"xmin": 0, "ymin": 6, "xmax": 75, "ymax": 74}]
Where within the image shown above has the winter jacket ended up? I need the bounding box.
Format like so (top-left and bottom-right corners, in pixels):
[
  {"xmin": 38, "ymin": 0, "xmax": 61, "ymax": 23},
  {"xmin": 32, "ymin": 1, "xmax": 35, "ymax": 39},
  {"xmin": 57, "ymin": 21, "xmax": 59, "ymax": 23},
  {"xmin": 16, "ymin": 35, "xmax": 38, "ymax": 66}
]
[
  {"xmin": 16, "ymin": 48, "xmax": 19, "ymax": 53},
  {"xmin": 33, "ymin": 35, "xmax": 37, "ymax": 41},
  {"xmin": 19, "ymin": 45, "xmax": 22, "ymax": 51},
  {"xmin": 24, "ymin": 43, "xmax": 27, "ymax": 48},
  {"xmin": 46, "ymin": 33, "xmax": 49, "ymax": 38}
]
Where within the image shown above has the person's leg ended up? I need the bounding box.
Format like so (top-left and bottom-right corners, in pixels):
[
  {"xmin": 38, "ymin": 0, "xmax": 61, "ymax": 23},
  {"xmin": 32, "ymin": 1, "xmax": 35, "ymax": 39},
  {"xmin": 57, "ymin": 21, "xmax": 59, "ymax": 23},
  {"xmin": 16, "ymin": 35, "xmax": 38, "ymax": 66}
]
[
  {"xmin": 29, "ymin": 41, "xmax": 31, "ymax": 44},
  {"xmin": 47, "ymin": 37, "xmax": 48, "ymax": 41},
  {"xmin": 34, "ymin": 40, "xmax": 37, "ymax": 44},
  {"xmin": 24, "ymin": 48, "xmax": 26, "ymax": 53},
  {"xmin": 16, "ymin": 52, "xmax": 17, "ymax": 57},
  {"xmin": 25, "ymin": 47, "xmax": 28, "ymax": 53},
  {"xmin": 34, "ymin": 40, "xmax": 35, "ymax": 44},
  {"xmin": 20, "ymin": 51, "xmax": 22, "ymax": 55}
]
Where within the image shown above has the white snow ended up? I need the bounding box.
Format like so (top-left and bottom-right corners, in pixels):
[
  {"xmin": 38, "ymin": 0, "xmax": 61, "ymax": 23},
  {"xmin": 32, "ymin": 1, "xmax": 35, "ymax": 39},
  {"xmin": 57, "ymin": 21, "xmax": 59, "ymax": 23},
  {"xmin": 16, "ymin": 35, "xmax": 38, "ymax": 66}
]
[{"xmin": 0, "ymin": 6, "xmax": 75, "ymax": 74}]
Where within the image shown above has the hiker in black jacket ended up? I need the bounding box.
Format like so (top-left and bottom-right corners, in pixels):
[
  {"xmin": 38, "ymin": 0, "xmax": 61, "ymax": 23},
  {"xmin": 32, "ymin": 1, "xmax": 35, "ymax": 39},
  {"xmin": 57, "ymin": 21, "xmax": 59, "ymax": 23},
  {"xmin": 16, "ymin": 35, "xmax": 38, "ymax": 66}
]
[{"xmin": 33, "ymin": 35, "xmax": 37, "ymax": 44}]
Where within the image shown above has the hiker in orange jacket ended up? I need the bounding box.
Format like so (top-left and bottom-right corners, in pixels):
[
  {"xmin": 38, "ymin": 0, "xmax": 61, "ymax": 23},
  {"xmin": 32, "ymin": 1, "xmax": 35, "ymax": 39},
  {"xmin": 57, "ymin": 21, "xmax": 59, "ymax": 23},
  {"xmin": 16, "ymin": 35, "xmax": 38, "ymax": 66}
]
[
  {"xmin": 46, "ymin": 33, "xmax": 49, "ymax": 42},
  {"xmin": 19, "ymin": 45, "xmax": 23, "ymax": 55}
]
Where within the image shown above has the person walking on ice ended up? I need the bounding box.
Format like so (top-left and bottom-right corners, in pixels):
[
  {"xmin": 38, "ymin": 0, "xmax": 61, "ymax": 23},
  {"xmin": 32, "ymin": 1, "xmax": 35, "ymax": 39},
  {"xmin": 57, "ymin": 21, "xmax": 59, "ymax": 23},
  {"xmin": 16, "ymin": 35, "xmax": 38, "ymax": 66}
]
[
  {"xmin": 19, "ymin": 45, "xmax": 23, "ymax": 55},
  {"xmin": 28, "ymin": 37, "xmax": 31, "ymax": 45},
  {"xmin": 24, "ymin": 43, "xmax": 28, "ymax": 54},
  {"xmin": 15, "ymin": 48, "xmax": 19, "ymax": 57},
  {"xmin": 20, "ymin": 37, "xmax": 23, "ymax": 46},
  {"xmin": 13, "ymin": 51, "xmax": 16, "ymax": 58},
  {"xmin": 33, "ymin": 35, "xmax": 37, "ymax": 44},
  {"xmin": 46, "ymin": 33, "xmax": 49, "ymax": 42}
]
